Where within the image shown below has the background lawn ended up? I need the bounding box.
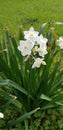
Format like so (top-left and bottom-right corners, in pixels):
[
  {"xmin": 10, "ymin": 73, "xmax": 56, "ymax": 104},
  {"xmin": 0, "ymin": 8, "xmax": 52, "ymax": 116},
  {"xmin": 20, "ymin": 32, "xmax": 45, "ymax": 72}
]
[{"xmin": 0, "ymin": 0, "xmax": 63, "ymax": 35}]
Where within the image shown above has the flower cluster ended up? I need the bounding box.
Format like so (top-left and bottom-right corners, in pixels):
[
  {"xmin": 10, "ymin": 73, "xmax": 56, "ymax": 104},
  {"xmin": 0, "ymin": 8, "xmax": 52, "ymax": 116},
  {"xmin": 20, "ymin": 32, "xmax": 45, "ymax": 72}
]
[
  {"xmin": 18, "ymin": 27, "xmax": 63, "ymax": 68},
  {"xmin": 18, "ymin": 27, "xmax": 48, "ymax": 68}
]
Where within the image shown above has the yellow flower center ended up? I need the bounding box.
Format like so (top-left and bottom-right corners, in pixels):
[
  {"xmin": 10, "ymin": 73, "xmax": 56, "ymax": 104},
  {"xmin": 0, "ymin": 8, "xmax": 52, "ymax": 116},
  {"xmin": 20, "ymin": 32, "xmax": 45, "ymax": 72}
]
[
  {"xmin": 30, "ymin": 33, "xmax": 33, "ymax": 37},
  {"xmin": 37, "ymin": 61, "xmax": 41, "ymax": 65},
  {"xmin": 23, "ymin": 45, "xmax": 28, "ymax": 50}
]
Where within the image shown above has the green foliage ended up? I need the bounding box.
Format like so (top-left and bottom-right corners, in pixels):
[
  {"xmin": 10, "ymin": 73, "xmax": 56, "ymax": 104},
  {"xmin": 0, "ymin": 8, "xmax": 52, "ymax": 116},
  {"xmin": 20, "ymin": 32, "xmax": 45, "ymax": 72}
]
[
  {"xmin": 29, "ymin": 109, "xmax": 63, "ymax": 130},
  {"xmin": 0, "ymin": 23, "xmax": 63, "ymax": 129}
]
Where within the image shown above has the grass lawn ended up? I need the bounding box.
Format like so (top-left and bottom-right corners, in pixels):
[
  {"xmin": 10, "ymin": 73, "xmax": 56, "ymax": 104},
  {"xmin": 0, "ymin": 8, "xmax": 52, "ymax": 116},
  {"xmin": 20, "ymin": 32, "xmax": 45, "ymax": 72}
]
[{"xmin": 0, "ymin": 0, "xmax": 63, "ymax": 35}]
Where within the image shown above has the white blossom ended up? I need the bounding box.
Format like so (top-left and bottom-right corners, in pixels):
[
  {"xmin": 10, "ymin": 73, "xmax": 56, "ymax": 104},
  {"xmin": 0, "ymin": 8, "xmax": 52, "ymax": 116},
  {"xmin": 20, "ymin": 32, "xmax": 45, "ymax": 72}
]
[
  {"xmin": 24, "ymin": 27, "xmax": 39, "ymax": 42},
  {"xmin": 56, "ymin": 37, "xmax": 63, "ymax": 49},
  {"xmin": 37, "ymin": 48, "xmax": 48, "ymax": 57},
  {"xmin": 32, "ymin": 58, "xmax": 46, "ymax": 68},
  {"xmin": 36, "ymin": 35, "xmax": 48, "ymax": 57},
  {"xmin": 18, "ymin": 40, "xmax": 33, "ymax": 56},
  {"xmin": 0, "ymin": 112, "xmax": 4, "ymax": 118},
  {"xmin": 33, "ymin": 35, "xmax": 47, "ymax": 57},
  {"xmin": 37, "ymin": 34, "xmax": 48, "ymax": 47},
  {"xmin": 18, "ymin": 28, "xmax": 47, "ymax": 68}
]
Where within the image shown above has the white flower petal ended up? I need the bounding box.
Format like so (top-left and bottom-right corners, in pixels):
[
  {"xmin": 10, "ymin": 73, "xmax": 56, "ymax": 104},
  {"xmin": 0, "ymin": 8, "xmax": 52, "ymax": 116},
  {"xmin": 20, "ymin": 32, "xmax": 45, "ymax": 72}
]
[
  {"xmin": 41, "ymin": 61, "xmax": 46, "ymax": 65},
  {"xmin": 18, "ymin": 40, "xmax": 33, "ymax": 56},
  {"xmin": 56, "ymin": 37, "xmax": 63, "ymax": 49},
  {"xmin": 29, "ymin": 27, "xmax": 35, "ymax": 31},
  {"xmin": 36, "ymin": 47, "xmax": 48, "ymax": 57},
  {"xmin": 37, "ymin": 34, "xmax": 48, "ymax": 45},
  {"xmin": 32, "ymin": 58, "xmax": 46, "ymax": 69},
  {"xmin": 36, "ymin": 35, "xmax": 48, "ymax": 57},
  {"xmin": 24, "ymin": 27, "xmax": 39, "ymax": 42},
  {"xmin": 39, "ymin": 49, "xmax": 48, "ymax": 57},
  {"xmin": 0, "ymin": 112, "xmax": 4, "ymax": 118}
]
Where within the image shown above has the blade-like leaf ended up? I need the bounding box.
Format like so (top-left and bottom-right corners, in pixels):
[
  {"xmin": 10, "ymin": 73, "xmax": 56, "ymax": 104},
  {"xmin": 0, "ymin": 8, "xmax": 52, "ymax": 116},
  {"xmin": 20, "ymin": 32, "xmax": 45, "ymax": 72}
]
[
  {"xmin": 50, "ymin": 76, "xmax": 63, "ymax": 94},
  {"xmin": 40, "ymin": 94, "xmax": 52, "ymax": 101},
  {"xmin": 19, "ymin": 25, "xmax": 24, "ymax": 40},
  {"xmin": 53, "ymin": 22, "xmax": 63, "ymax": 25},
  {"xmin": 4, "ymin": 98, "xmax": 22, "ymax": 111},
  {"xmin": 0, "ymin": 79, "xmax": 27, "ymax": 96},
  {"xmin": 8, "ymin": 107, "xmax": 40, "ymax": 126},
  {"xmin": 0, "ymin": 79, "xmax": 33, "ymax": 100},
  {"xmin": 0, "ymin": 57, "xmax": 11, "ymax": 78},
  {"xmin": 52, "ymin": 93, "xmax": 63, "ymax": 102},
  {"xmin": 39, "ymin": 22, "xmax": 48, "ymax": 35}
]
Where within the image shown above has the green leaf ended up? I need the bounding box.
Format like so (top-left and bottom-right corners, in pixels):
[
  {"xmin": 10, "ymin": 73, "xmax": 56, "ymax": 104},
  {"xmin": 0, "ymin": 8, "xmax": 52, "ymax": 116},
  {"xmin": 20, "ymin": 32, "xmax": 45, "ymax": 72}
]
[
  {"xmin": 4, "ymin": 97, "xmax": 22, "ymax": 111},
  {"xmin": 55, "ymin": 102, "xmax": 63, "ymax": 106},
  {"xmin": 53, "ymin": 22, "xmax": 63, "ymax": 25},
  {"xmin": 52, "ymin": 93, "xmax": 63, "ymax": 102},
  {"xmin": 41, "ymin": 103, "xmax": 56, "ymax": 110},
  {"xmin": 39, "ymin": 22, "xmax": 48, "ymax": 35},
  {"xmin": 0, "ymin": 79, "xmax": 27, "ymax": 96},
  {"xmin": 39, "ymin": 21, "xmax": 63, "ymax": 35},
  {"xmin": 0, "ymin": 57, "xmax": 11, "ymax": 78},
  {"xmin": 6, "ymin": 29, "xmax": 12, "ymax": 57},
  {"xmin": 50, "ymin": 76, "xmax": 63, "ymax": 93},
  {"xmin": 12, "ymin": 99, "xmax": 22, "ymax": 110},
  {"xmin": 40, "ymin": 94, "xmax": 52, "ymax": 101},
  {"xmin": 19, "ymin": 25, "xmax": 24, "ymax": 40},
  {"xmin": 0, "ymin": 79, "xmax": 33, "ymax": 100},
  {"xmin": 10, "ymin": 36, "xmax": 23, "ymax": 62},
  {"xmin": 8, "ymin": 107, "xmax": 40, "ymax": 126}
]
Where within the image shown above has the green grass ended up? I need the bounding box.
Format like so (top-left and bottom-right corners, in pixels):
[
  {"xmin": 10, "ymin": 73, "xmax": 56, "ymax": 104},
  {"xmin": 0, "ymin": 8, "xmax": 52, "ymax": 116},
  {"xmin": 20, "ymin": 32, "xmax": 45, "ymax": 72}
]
[{"xmin": 0, "ymin": 0, "xmax": 63, "ymax": 35}]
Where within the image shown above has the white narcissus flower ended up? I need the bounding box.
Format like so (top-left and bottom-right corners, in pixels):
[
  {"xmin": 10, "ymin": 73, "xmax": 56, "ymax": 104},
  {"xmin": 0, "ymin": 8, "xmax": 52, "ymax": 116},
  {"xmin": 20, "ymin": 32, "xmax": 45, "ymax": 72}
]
[
  {"xmin": 36, "ymin": 35, "xmax": 48, "ymax": 57},
  {"xmin": 37, "ymin": 48, "xmax": 48, "ymax": 57},
  {"xmin": 0, "ymin": 112, "xmax": 4, "ymax": 118},
  {"xmin": 32, "ymin": 58, "xmax": 46, "ymax": 68},
  {"xmin": 37, "ymin": 34, "xmax": 48, "ymax": 47},
  {"xmin": 18, "ymin": 40, "xmax": 33, "ymax": 56},
  {"xmin": 24, "ymin": 27, "xmax": 39, "ymax": 42},
  {"xmin": 56, "ymin": 37, "xmax": 63, "ymax": 49}
]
